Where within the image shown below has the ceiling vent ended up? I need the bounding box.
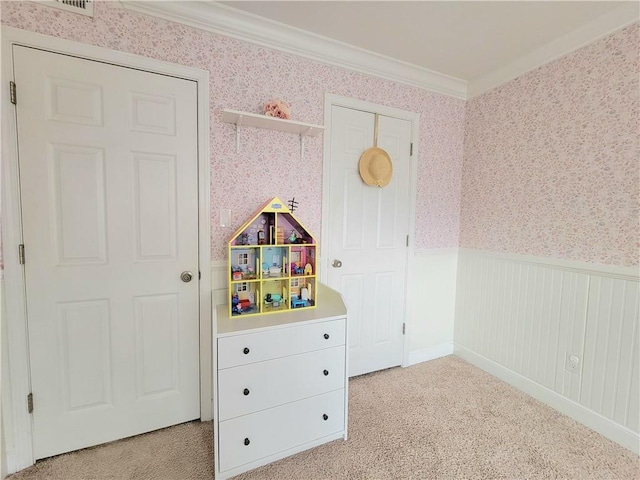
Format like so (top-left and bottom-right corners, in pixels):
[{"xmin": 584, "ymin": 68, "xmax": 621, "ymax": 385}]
[{"xmin": 45, "ymin": 0, "xmax": 94, "ymax": 17}]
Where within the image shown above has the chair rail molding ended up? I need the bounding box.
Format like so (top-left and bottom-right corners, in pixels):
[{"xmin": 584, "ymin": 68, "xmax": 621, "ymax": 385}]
[{"xmin": 458, "ymin": 248, "xmax": 639, "ymax": 281}]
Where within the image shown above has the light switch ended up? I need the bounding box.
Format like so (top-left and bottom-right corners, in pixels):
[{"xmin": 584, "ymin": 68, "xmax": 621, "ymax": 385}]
[{"xmin": 220, "ymin": 208, "xmax": 231, "ymax": 227}]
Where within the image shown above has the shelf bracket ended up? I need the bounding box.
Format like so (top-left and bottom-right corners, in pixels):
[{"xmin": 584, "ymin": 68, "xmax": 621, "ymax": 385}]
[
  {"xmin": 300, "ymin": 128, "xmax": 312, "ymax": 161},
  {"xmin": 236, "ymin": 115, "xmax": 243, "ymax": 154}
]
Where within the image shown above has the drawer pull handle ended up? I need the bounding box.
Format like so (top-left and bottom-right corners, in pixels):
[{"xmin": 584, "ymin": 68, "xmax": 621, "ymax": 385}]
[
  {"xmin": 243, "ymin": 388, "xmax": 250, "ymax": 396},
  {"xmin": 324, "ymin": 333, "xmax": 330, "ymax": 340},
  {"xmin": 323, "ymin": 369, "xmax": 329, "ymax": 376},
  {"xmin": 244, "ymin": 438, "xmax": 250, "ymax": 446},
  {"xmin": 323, "ymin": 414, "xmax": 329, "ymax": 421},
  {"xmin": 243, "ymin": 347, "xmax": 250, "ymax": 355}
]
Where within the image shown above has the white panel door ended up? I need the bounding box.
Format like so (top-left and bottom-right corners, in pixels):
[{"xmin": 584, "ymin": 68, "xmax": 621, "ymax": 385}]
[
  {"xmin": 327, "ymin": 106, "xmax": 412, "ymax": 377},
  {"xmin": 13, "ymin": 46, "xmax": 200, "ymax": 459}
]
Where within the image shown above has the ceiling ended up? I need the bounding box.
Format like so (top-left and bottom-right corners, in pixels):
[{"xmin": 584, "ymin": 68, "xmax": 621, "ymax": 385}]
[{"xmin": 220, "ymin": 1, "xmax": 636, "ymax": 82}]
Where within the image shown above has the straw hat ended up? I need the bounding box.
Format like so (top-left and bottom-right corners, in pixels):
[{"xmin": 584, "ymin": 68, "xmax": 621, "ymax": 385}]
[{"xmin": 358, "ymin": 147, "xmax": 393, "ymax": 187}]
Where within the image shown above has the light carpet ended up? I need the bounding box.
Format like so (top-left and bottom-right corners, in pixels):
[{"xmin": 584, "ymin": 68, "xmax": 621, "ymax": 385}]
[{"xmin": 9, "ymin": 356, "xmax": 639, "ymax": 479}]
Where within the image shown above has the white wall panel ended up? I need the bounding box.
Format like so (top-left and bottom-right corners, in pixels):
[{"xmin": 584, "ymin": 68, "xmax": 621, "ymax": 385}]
[
  {"xmin": 408, "ymin": 249, "xmax": 457, "ymax": 361},
  {"xmin": 1, "ymin": 276, "xmax": 15, "ymax": 479},
  {"xmin": 455, "ymin": 249, "xmax": 640, "ymax": 451},
  {"xmin": 582, "ymin": 278, "xmax": 639, "ymax": 432}
]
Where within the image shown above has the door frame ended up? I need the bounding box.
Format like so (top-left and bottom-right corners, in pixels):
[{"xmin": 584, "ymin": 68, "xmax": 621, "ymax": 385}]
[
  {"xmin": 321, "ymin": 93, "xmax": 420, "ymax": 372},
  {"xmin": 1, "ymin": 26, "xmax": 211, "ymax": 472}
]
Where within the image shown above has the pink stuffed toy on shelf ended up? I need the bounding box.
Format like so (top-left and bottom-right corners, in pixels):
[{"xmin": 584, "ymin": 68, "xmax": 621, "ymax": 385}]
[{"xmin": 264, "ymin": 99, "xmax": 291, "ymax": 120}]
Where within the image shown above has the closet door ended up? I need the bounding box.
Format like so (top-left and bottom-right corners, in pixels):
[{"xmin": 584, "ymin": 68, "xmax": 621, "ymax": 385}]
[
  {"xmin": 14, "ymin": 45, "xmax": 200, "ymax": 459},
  {"xmin": 327, "ymin": 105, "xmax": 412, "ymax": 377}
]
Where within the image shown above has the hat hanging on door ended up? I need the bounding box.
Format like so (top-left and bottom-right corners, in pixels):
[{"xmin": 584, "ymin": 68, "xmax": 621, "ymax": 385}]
[
  {"xmin": 358, "ymin": 113, "xmax": 393, "ymax": 187},
  {"xmin": 358, "ymin": 147, "xmax": 393, "ymax": 187}
]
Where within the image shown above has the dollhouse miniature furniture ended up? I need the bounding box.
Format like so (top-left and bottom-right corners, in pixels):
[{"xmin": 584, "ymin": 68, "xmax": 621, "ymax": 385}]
[
  {"xmin": 213, "ymin": 283, "xmax": 348, "ymax": 479},
  {"xmin": 227, "ymin": 197, "xmax": 318, "ymax": 318}
]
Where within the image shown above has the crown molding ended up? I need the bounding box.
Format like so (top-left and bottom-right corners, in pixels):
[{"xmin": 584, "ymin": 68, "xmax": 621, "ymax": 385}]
[
  {"xmin": 119, "ymin": 1, "xmax": 467, "ymax": 99},
  {"xmin": 120, "ymin": 2, "xmax": 637, "ymax": 101},
  {"xmin": 467, "ymin": 3, "xmax": 640, "ymax": 99}
]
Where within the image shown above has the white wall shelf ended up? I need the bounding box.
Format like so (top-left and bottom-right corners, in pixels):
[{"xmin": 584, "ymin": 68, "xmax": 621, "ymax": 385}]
[{"xmin": 221, "ymin": 109, "xmax": 325, "ymax": 159}]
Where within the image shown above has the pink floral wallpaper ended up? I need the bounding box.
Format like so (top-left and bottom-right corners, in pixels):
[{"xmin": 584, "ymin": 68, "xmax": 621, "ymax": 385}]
[
  {"xmin": 0, "ymin": 0, "xmax": 465, "ymax": 261},
  {"xmin": 461, "ymin": 23, "xmax": 639, "ymax": 266},
  {"xmin": 2, "ymin": 1, "xmax": 636, "ymax": 266}
]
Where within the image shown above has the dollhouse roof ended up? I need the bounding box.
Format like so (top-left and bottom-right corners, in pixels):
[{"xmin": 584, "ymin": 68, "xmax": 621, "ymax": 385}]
[{"xmin": 228, "ymin": 196, "xmax": 316, "ymax": 242}]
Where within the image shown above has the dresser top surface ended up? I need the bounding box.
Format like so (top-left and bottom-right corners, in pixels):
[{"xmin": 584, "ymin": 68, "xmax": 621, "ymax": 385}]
[{"xmin": 216, "ymin": 283, "xmax": 347, "ymax": 337}]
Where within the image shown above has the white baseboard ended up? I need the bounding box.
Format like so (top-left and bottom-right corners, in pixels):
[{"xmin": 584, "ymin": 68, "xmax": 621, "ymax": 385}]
[
  {"xmin": 454, "ymin": 344, "xmax": 640, "ymax": 454},
  {"xmin": 408, "ymin": 342, "xmax": 453, "ymax": 366}
]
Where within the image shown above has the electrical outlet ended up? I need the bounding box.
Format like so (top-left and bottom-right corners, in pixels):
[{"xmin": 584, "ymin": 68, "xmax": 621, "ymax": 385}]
[{"xmin": 564, "ymin": 353, "xmax": 581, "ymax": 374}]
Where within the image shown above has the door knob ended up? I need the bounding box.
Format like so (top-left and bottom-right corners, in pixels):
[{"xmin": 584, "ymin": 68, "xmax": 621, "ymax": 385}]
[
  {"xmin": 180, "ymin": 271, "xmax": 193, "ymax": 283},
  {"xmin": 332, "ymin": 259, "xmax": 342, "ymax": 268}
]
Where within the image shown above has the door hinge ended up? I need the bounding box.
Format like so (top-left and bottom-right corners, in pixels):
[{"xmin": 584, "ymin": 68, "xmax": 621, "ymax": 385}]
[
  {"xmin": 198, "ymin": 271, "xmax": 201, "ymax": 280},
  {"xmin": 27, "ymin": 393, "xmax": 33, "ymax": 414},
  {"xmin": 402, "ymin": 323, "xmax": 406, "ymax": 335},
  {"xmin": 406, "ymin": 235, "xmax": 409, "ymax": 247},
  {"xmin": 18, "ymin": 244, "xmax": 25, "ymax": 265},
  {"xmin": 410, "ymin": 143, "xmax": 413, "ymax": 156},
  {"xmin": 10, "ymin": 81, "xmax": 16, "ymax": 105}
]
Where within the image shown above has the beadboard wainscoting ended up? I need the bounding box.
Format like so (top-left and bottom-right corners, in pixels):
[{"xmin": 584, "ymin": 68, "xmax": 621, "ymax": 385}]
[{"xmin": 454, "ymin": 249, "xmax": 640, "ymax": 453}]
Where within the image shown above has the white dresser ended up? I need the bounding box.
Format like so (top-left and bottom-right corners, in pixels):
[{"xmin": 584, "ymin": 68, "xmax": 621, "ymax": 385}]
[{"xmin": 214, "ymin": 283, "xmax": 348, "ymax": 479}]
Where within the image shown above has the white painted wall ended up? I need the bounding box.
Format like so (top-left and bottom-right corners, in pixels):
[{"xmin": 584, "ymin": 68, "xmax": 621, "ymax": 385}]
[
  {"xmin": 407, "ymin": 250, "xmax": 457, "ymax": 364},
  {"xmin": 212, "ymin": 261, "xmax": 228, "ymax": 308},
  {"xmin": 212, "ymin": 249, "xmax": 459, "ymax": 367},
  {"xmin": 1, "ymin": 417, "xmax": 7, "ymax": 480},
  {"xmin": 454, "ymin": 249, "xmax": 640, "ymax": 453},
  {"xmin": 1, "ymin": 276, "xmax": 13, "ymax": 480}
]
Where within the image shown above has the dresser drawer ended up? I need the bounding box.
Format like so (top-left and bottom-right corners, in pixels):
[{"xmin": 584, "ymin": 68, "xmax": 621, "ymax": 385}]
[
  {"xmin": 218, "ymin": 318, "xmax": 346, "ymax": 369},
  {"xmin": 218, "ymin": 345, "xmax": 345, "ymax": 421},
  {"xmin": 218, "ymin": 389, "xmax": 345, "ymax": 473}
]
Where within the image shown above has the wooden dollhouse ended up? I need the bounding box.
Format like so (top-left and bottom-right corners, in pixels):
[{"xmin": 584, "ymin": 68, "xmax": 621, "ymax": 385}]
[{"xmin": 228, "ymin": 197, "xmax": 317, "ymax": 317}]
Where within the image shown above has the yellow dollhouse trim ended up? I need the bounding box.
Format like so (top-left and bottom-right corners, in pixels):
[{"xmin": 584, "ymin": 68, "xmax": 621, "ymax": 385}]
[{"xmin": 228, "ymin": 197, "xmax": 318, "ymax": 318}]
